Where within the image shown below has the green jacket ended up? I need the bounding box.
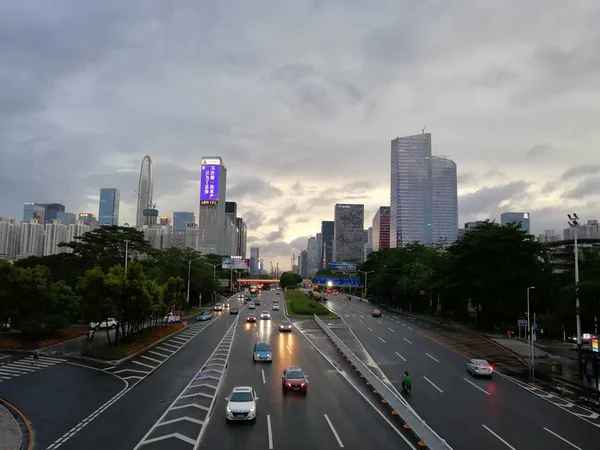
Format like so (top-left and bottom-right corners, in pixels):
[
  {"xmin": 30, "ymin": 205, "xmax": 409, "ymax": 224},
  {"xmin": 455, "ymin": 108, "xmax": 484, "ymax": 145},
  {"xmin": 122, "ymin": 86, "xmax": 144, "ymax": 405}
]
[{"xmin": 403, "ymin": 375, "xmax": 412, "ymax": 385}]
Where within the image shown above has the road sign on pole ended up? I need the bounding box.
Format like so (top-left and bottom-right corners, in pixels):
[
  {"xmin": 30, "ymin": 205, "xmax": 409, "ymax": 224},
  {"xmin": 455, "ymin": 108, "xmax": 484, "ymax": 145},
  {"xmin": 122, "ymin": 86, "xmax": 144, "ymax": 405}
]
[
  {"xmin": 532, "ymin": 322, "xmax": 538, "ymax": 331},
  {"xmin": 518, "ymin": 319, "xmax": 527, "ymax": 327}
]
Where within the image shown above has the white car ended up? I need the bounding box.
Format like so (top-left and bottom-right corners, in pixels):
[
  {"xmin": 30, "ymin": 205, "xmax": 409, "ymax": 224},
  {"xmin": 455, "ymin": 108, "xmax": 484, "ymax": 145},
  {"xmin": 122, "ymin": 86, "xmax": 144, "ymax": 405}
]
[
  {"xmin": 248, "ymin": 303, "xmax": 256, "ymax": 309},
  {"xmin": 272, "ymin": 304, "xmax": 280, "ymax": 311},
  {"xmin": 90, "ymin": 318, "xmax": 118, "ymax": 330},
  {"xmin": 260, "ymin": 311, "xmax": 271, "ymax": 320},
  {"xmin": 214, "ymin": 303, "xmax": 224, "ymax": 311},
  {"xmin": 466, "ymin": 358, "xmax": 493, "ymax": 377},
  {"xmin": 226, "ymin": 386, "xmax": 258, "ymax": 422},
  {"xmin": 163, "ymin": 312, "xmax": 181, "ymax": 323}
]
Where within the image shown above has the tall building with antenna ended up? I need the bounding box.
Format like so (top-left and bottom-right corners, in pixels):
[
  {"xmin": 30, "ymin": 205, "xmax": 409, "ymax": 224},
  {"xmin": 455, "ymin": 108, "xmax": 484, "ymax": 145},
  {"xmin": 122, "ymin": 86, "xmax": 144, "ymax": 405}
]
[{"xmin": 136, "ymin": 155, "xmax": 154, "ymax": 228}]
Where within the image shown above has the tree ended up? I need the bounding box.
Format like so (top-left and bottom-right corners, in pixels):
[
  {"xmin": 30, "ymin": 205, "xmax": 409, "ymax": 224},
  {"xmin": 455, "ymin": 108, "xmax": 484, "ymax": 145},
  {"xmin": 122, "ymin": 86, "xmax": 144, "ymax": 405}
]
[
  {"xmin": 280, "ymin": 271, "xmax": 302, "ymax": 289},
  {"xmin": 163, "ymin": 276, "xmax": 186, "ymax": 310},
  {"xmin": 77, "ymin": 266, "xmax": 117, "ymax": 346}
]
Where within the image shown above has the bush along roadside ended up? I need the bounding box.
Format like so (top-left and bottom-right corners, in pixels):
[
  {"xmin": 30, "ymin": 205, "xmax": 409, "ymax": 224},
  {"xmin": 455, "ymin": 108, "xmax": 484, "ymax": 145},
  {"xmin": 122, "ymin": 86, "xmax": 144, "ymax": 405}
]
[
  {"xmin": 0, "ymin": 329, "xmax": 88, "ymax": 350},
  {"xmin": 285, "ymin": 289, "xmax": 338, "ymax": 318}
]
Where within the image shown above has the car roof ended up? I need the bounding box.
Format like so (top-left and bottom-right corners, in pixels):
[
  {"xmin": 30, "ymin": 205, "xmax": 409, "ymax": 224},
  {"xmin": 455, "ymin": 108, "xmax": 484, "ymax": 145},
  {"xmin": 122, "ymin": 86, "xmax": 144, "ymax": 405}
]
[
  {"xmin": 255, "ymin": 342, "xmax": 271, "ymax": 347},
  {"xmin": 232, "ymin": 386, "xmax": 253, "ymax": 393},
  {"xmin": 472, "ymin": 359, "xmax": 490, "ymax": 364},
  {"xmin": 285, "ymin": 366, "xmax": 302, "ymax": 371}
]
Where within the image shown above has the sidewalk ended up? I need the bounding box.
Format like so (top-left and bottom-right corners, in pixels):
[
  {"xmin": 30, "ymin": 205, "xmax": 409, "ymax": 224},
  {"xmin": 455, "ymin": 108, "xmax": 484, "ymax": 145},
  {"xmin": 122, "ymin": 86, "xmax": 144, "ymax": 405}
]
[{"xmin": 0, "ymin": 403, "xmax": 21, "ymax": 450}]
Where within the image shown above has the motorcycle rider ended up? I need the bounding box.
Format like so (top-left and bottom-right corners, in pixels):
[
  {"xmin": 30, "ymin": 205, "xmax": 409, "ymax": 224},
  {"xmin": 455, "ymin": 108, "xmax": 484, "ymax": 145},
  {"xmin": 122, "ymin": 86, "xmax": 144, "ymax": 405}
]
[{"xmin": 402, "ymin": 371, "xmax": 411, "ymax": 392}]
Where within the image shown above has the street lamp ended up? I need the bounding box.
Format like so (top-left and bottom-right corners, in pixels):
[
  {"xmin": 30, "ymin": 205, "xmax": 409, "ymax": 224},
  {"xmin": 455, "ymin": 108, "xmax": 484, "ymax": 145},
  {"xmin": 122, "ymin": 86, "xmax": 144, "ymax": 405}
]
[
  {"xmin": 568, "ymin": 213, "xmax": 583, "ymax": 377},
  {"xmin": 184, "ymin": 257, "xmax": 203, "ymax": 307},
  {"xmin": 203, "ymin": 262, "xmax": 222, "ymax": 303},
  {"xmin": 358, "ymin": 270, "xmax": 374, "ymax": 297},
  {"xmin": 526, "ymin": 286, "xmax": 536, "ymax": 369}
]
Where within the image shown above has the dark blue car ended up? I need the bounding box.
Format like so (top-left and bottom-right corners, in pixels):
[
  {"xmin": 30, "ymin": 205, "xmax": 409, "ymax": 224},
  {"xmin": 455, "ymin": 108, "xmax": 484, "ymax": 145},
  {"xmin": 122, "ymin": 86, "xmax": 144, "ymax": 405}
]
[{"xmin": 253, "ymin": 342, "xmax": 273, "ymax": 363}]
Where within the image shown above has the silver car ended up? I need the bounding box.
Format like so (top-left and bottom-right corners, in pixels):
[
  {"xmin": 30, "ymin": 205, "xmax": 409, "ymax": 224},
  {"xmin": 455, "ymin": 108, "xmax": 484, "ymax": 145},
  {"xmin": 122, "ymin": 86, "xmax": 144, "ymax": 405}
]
[{"xmin": 466, "ymin": 358, "xmax": 493, "ymax": 377}]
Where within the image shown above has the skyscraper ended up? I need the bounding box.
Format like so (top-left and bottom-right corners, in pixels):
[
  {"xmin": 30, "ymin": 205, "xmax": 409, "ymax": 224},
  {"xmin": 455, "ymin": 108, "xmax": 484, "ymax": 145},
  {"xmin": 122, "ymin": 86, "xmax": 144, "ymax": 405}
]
[
  {"xmin": 306, "ymin": 237, "xmax": 319, "ymax": 277},
  {"xmin": 390, "ymin": 133, "xmax": 433, "ymax": 247},
  {"xmin": 501, "ymin": 212, "xmax": 531, "ymax": 234},
  {"xmin": 173, "ymin": 212, "xmax": 195, "ymax": 231},
  {"xmin": 198, "ymin": 157, "xmax": 227, "ymax": 254},
  {"xmin": 372, "ymin": 206, "xmax": 390, "ymax": 251},
  {"xmin": 236, "ymin": 217, "xmax": 247, "ymax": 258},
  {"xmin": 23, "ymin": 203, "xmax": 44, "ymax": 224},
  {"xmin": 333, "ymin": 204, "xmax": 365, "ymax": 262},
  {"xmin": 431, "ymin": 156, "xmax": 458, "ymax": 244},
  {"xmin": 136, "ymin": 155, "xmax": 154, "ymax": 228},
  {"xmin": 320, "ymin": 221, "xmax": 334, "ymax": 269},
  {"xmin": 250, "ymin": 247, "xmax": 260, "ymax": 276},
  {"xmin": 98, "ymin": 188, "xmax": 120, "ymax": 226},
  {"xmin": 41, "ymin": 203, "xmax": 65, "ymax": 224}
]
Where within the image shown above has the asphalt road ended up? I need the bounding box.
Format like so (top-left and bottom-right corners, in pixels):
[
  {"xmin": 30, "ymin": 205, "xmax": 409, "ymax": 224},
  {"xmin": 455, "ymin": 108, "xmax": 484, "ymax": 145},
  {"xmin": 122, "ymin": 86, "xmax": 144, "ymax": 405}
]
[
  {"xmin": 196, "ymin": 291, "xmax": 414, "ymax": 450},
  {"xmin": 326, "ymin": 296, "xmax": 600, "ymax": 450}
]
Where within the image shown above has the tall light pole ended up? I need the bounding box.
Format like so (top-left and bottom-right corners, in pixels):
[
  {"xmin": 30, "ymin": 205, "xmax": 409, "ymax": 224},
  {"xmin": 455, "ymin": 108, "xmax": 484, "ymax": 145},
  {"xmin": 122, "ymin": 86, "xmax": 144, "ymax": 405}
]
[
  {"xmin": 184, "ymin": 257, "xmax": 203, "ymax": 307},
  {"xmin": 203, "ymin": 262, "xmax": 222, "ymax": 304},
  {"xmin": 568, "ymin": 213, "xmax": 583, "ymax": 377},
  {"xmin": 526, "ymin": 286, "xmax": 536, "ymax": 370},
  {"xmin": 358, "ymin": 270, "xmax": 374, "ymax": 297}
]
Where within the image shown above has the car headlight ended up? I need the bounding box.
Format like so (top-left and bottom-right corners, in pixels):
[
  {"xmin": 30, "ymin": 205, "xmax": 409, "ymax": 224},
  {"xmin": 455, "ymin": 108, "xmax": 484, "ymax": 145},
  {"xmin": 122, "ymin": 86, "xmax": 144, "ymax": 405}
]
[
  {"xmin": 249, "ymin": 406, "xmax": 255, "ymax": 412},
  {"xmin": 226, "ymin": 406, "xmax": 231, "ymax": 413}
]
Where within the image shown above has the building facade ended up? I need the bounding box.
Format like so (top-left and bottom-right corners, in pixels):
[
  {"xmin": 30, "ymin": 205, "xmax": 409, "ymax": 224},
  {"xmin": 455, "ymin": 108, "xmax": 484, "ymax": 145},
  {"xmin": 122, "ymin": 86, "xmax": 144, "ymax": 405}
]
[
  {"xmin": 299, "ymin": 250, "xmax": 308, "ymax": 278},
  {"xmin": 320, "ymin": 220, "xmax": 334, "ymax": 269},
  {"xmin": 173, "ymin": 212, "xmax": 195, "ymax": 231},
  {"xmin": 431, "ymin": 156, "xmax": 458, "ymax": 245},
  {"xmin": 501, "ymin": 212, "xmax": 531, "ymax": 234},
  {"xmin": 306, "ymin": 237, "xmax": 319, "ymax": 277},
  {"xmin": 18, "ymin": 219, "xmax": 45, "ymax": 258},
  {"xmin": 390, "ymin": 133, "xmax": 433, "ymax": 247},
  {"xmin": 44, "ymin": 219, "xmax": 68, "ymax": 256},
  {"xmin": 250, "ymin": 247, "xmax": 260, "ymax": 276},
  {"xmin": 372, "ymin": 206, "xmax": 390, "ymax": 251},
  {"xmin": 79, "ymin": 213, "xmax": 98, "ymax": 230},
  {"xmin": 198, "ymin": 156, "xmax": 227, "ymax": 255},
  {"xmin": 41, "ymin": 203, "xmax": 66, "ymax": 225},
  {"xmin": 136, "ymin": 155, "xmax": 154, "ymax": 228},
  {"xmin": 236, "ymin": 218, "xmax": 247, "ymax": 258},
  {"xmin": 563, "ymin": 219, "xmax": 600, "ymax": 240},
  {"xmin": 57, "ymin": 212, "xmax": 76, "ymax": 226},
  {"xmin": 23, "ymin": 203, "xmax": 44, "ymax": 224},
  {"xmin": 0, "ymin": 218, "xmax": 19, "ymax": 260},
  {"xmin": 333, "ymin": 204, "xmax": 365, "ymax": 262},
  {"xmin": 538, "ymin": 230, "xmax": 562, "ymax": 243},
  {"xmin": 98, "ymin": 188, "xmax": 120, "ymax": 226}
]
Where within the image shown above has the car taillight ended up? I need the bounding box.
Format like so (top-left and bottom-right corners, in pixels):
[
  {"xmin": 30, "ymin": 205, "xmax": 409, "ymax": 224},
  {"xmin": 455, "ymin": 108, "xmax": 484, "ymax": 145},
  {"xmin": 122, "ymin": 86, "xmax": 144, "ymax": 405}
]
[{"xmin": 489, "ymin": 366, "xmax": 494, "ymax": 371}]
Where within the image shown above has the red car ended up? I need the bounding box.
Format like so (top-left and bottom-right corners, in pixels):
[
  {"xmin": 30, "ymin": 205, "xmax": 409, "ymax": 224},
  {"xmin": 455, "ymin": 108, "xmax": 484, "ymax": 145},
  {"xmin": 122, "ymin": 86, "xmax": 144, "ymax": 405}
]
[
  {"xmin": 282, "ymin": 366, "xmax": 308, "ymax": 395},
  {"xmin": 372, "ymin": 310, "xmax": 382, "ymax": 318},
  {"xmin": 246, "ymin": 315, "xmax": 257, "ymax": 323}
]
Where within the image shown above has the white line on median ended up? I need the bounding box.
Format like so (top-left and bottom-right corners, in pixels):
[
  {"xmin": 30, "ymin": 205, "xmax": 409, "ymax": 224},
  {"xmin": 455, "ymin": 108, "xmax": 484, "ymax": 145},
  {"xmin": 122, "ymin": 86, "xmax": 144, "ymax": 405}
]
[
  {"xmin": 543, "ymin": 427, "xmax": 583, "ymax": 449},
  {"xmin": 388, "ymin": 328, "xmax": 395, "ymax": 332},
  {"xmin": 426, "ymin": 353, "xmax": 440, "ymax": 363},
  {"xmin": 423, "ymin": 376, "xmax": 443, "ymax": 393},
  {"xmin": 482, "ymin": 424, "xmax": 516, "ymax": 449},
  {"xmin": 359, "ymin": 320, "xmax": 363, "ymax": 324},
  {"xmin": 286, "ymin": 345, "xmax": 292, "ymax": 354},
  {"xmin": 395, "ymin": 352, "xmax": 406, "ymax": 361},
  {"xmin": 324, "ymin": 414, "xmax": 344, "ymax": 447},
  {"xmin": 463, "ymin": 378, "xmax": 490, "ymax": 395},
  {"xmin": 367, "ymin": 327, "xmax": 373, "ymax": 331},
  {"xmin": 378, "ymin": 337, "xmax": 386, "ymax": 343},
  {"xmin": 403, "ymin": 338, "xmax": 412, "ymax": 344},
  {"xmin": 267, "ymin": 414, "xmax": 274, "ymax": 449},
  {"xmin": 262, "ymin": 369, "xmax": 266, "ymax": 384}
]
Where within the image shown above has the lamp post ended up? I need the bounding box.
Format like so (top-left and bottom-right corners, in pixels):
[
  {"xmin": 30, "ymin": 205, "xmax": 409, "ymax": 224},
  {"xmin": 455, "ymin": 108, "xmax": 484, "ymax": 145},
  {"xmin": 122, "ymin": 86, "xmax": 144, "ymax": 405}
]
[
  {"xmin": 184, "ymin": 257, "xmax": 203, "ymax": 307},
  {"xmin": 203, "ymin": 262, "xmax": 222, "ymax": 304},
  {"xmin": 358, "ymin": 270, "xmax": 374, "ymax": 297},
  {"xmin": 568, "ymin": 213, "xmax": 583, "ymax": 377},
  {"xmin": 526, "ymin": 286, "xmax": 536, "ymax": 370}
]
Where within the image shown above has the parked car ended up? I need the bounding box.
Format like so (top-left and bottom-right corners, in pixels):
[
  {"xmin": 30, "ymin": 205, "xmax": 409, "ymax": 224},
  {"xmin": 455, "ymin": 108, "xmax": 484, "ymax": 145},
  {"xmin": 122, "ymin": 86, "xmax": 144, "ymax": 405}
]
[{"xmin": 90, "ymin": 318, "xmax": 118, "ymax": 330}]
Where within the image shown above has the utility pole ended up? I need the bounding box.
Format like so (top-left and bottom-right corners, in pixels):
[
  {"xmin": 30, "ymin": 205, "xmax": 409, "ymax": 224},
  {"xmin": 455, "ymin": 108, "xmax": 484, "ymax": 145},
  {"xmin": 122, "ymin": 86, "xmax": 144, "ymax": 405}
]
[
  {"xmin": 568, "ymin": 213, "xmax": 583, "ymax": 377},
  {"xmin": 276, "ymin": 262, "xmax": 279, "ymax": 279}
]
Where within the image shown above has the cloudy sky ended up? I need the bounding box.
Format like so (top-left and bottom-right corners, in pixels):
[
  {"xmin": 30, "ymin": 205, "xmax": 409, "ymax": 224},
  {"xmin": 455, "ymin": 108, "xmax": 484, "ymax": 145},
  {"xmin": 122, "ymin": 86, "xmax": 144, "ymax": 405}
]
[{"xmin": 1, "ymin": 0, "xmax": 599, "ymax": 270}]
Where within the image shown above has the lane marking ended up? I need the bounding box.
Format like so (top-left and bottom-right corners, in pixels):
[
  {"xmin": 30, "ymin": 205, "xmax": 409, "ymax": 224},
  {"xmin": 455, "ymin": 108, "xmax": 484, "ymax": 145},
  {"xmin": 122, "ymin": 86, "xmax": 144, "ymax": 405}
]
[
  {"xmin": 482, "ymin": 424, "xmax": 516, "ymax": 449},
  {"xmin": 425, "ymin": 353, "xmax": 440, "ymax": 363},
  {"xmin": 403, "ymin": 338, "xmax": 412, "ymax": 344},
  {"xmin": 267, "ymin": 414, "xmax": 273, "ymax": 449},
  {"xmin": 367, "ymin": 327, "xmax": 373, "ymax": 332},
  {"xmin": 463, "ymin": 377, "xmax": 490, "ymax": 395},
  {"xmin": 262, "ymin": 369, "xmax": 266, "ymax": 384},
  {"xmin": 402, "ymin": 324, "xmax": 407, "ymax": 327},
  {"xmin": 377, "ymin": 320, "xmax": 383, "ymax": 325},
  {"xmin": 423, "ymin": 376, "xmax": 443, "ymax": 393},
  {"xmin": 378, "ymin": 337, "xmax": 386, "ymax": 344},
  {"xmin": 324, "ymin": 414, "xmax": 344, "ymax": 447},
  {"xmin": 543, "ymin": 427, "xmax": 582, "ymax": 449},
  {"xmin": 359, "ymin": 320, "xmax": 363, "ymax": 324},
  {"xmin": 286, "ymin": 345, "xmax": 292, "ymax": 354},
  {"xmin": 407, "ymin": 327, "xmax": 412, "ymax": 330},
  {"xmin": 388, "ymin": 328, "xmax": 395, "ymax": 332},
  {"xmin": 395, "ymin": 352, "xmax": 406, "ymax": 361}
]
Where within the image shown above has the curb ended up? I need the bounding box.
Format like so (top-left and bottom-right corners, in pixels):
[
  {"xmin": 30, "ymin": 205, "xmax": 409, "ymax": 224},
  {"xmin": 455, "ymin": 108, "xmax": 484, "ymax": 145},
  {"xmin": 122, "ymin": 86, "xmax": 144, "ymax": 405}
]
[
  {"xmin": 316, "ymin": 322, "xmax": 430, "ymax": 449},
  {"xmin": 0, "ymin": 397, "xmax": 33, "ymax": 450}
]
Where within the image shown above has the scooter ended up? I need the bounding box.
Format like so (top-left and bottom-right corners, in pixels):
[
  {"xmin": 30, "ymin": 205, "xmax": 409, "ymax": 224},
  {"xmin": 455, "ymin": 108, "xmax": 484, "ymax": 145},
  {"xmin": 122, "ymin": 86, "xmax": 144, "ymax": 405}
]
[{"xmin": 402, "ymin": 383, "xmax": 411, "ymax": 395}]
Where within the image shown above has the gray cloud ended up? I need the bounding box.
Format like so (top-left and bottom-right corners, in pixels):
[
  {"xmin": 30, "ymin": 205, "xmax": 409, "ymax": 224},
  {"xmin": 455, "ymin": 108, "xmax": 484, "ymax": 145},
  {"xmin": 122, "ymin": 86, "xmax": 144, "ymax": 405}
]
[
  {"xmin": 228, "ymin": 178, "xmax": 283, "ymax": 202},
  {"xmin": 260, "ymin": 236, "xmax": 311, "ymax": 259},
  {"xmin": 564, "ymin": 176, "xmax": 600, "ymax": 199},
  {"xmin": 241, "ymin": 211, "xmax": 266, "ymax": 230},
  {"xmin": 459, "ymin": 181, "xmax": 530, "ymax": 216},
  {"xmin": 561, "ymin": 164, "xmax": 600, "ymax": 182},
  {"xmin": 527, "ymin": 144, "xmax": 557, "ymax": 158}
]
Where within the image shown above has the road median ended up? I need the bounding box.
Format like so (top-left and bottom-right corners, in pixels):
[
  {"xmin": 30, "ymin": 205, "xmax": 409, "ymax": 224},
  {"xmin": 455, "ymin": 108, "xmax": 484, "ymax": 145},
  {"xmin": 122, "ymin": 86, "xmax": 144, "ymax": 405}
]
[{"xmin": 285, "ymin": 289, "xmax": 338, "ymax": 319}]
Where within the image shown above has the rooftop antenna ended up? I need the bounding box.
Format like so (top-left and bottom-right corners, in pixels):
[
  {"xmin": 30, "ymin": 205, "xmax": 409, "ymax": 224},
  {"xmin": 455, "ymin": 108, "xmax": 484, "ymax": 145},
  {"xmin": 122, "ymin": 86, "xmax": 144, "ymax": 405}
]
[{"xmin": 422, "ymin": 127, "xmax": 426, "ymax": 134}]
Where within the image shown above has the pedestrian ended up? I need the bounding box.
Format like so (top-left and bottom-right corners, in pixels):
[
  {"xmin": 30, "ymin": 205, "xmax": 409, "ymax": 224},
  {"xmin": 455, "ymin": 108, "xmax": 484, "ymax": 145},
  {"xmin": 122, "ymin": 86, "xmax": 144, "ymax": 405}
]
[{"xmin": 33, "ymin": 350, "xmax": 39, "ymax": 362}]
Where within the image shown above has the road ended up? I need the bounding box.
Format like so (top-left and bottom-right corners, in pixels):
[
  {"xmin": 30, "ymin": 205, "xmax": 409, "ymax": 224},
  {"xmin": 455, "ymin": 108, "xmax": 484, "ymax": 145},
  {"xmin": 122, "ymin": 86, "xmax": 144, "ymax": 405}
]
[
  {"xmin": 133, "ymin": 290, "xmax": 417, "ymax": 450},
  {"xmin": 325, "ymin": 295, "xmax": 600, "ymax": 450}
]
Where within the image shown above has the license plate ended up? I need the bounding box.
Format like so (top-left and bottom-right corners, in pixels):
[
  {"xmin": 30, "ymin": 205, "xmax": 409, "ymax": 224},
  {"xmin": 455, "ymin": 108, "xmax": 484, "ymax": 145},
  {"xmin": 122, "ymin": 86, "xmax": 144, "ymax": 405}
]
[
  {"xmin": 235, "ymin": 414, "xmax": 245, "ymax": 418},
  {"xmin": 293, "ymin": 387, "xmax": 299, "ymax": 391}
]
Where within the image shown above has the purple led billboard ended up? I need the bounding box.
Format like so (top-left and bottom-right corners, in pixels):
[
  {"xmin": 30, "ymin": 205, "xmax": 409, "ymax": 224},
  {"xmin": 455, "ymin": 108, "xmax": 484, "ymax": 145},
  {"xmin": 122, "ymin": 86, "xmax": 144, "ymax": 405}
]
[{"xmin": 200, "ymin": 159, "xmax": 220, "ymax": 203}]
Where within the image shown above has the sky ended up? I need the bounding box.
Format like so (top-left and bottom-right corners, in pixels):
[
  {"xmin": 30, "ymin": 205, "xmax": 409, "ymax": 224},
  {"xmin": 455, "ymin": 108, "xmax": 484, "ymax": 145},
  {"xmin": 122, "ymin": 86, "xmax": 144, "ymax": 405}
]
[{"xmin": 1, "ymin": 0, "xmax": 600, "ymax": 271}]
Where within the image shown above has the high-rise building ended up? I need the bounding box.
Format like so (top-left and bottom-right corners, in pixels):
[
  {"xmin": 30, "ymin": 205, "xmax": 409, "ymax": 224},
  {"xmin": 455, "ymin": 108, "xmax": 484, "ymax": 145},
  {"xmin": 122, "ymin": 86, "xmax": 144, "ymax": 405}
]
[
  {"xmin": 23, "ymin": 203, "xmax": 44, "ymax": 224},
  {"xmin": 300, "ymin": 250, "xmax": 308, "ymax": 278},
  {"xmin": 390, "ymin": 133, "xmax": 433, "ymax": 247},
  {"xmin": 98, "ymin": 188, "xmax": 120, "ymax": 226},
  {"xmin": 78, "ymin": 213, "xmax": 98, "ymax": 230},
  {"xmin": 320, "ymin": 221, "xmax": 334, "ymax": 269},
  {"xmin": 538, "ymin": 230, "xmax": 562, "ymax": 243},
  {"xmin": 307, "ymin": 237, "xmax": 319, "ymax": 277},
  {"xmin": 250, "ymin": 247, "xmax": 260, "ymax": 276},
  {"xmin": 563, "ymin": 219, "xmax": 600, "ymax": 240},
  {"xmin": 372, "ymin": 206, "xmax": 390, "ymax": 251},
  {"xmin": 136, "ymin": 155, "xmax": 154, "ymax": 228},
  {"xmin": 66, "ymin": 221, "xmax": 91, "ymax": 251},
  {"xmin": 0, "ymin": 218, "xmax": 20, "ymax": 260},
  {"xmin": 185, "ymin": 222, "xmax": 199, "ymax": 250},
  {"xmin": 159, "ymin": 216, "xmax": 171, "ymax": 226},
  {"xmin": 364, "ymin": 227, "xmax": 373, "ymax": 260},
  {"xmin": 142, "ymin": 225, "xmax": 172, "ymax": 250},
  {"xmin": 173, "ymin": 212, "xmax": 195, "ymax": 231},
  {"xmin": 225, "ymin": 216, "xmax": 239, "ymax": 256},
  {"xmin": 333, "ymin": 204, "xmax": 365, "ymax": 262},
  {"xmin": 236, "ymin": 218, "xmax": 247, "ymax": 258},
  {"xmin": 44, "ymin": 219, "xmax": 68, "ymax": 256},
  {"xmin": 501, "ymin": 212, "xmax": 531, "ymax": 234},
  {"xmin": 57, "ymin": 212, "xmax": 76, "ymax": 226},
  {"xmin": 41, "ymin": 203, "xmax": 66, "ymax": 225},
  {"xmin": 18, "ymin": 219, "xmax": 45, "ymax": 258},
  {"xmin": 316, "ymin": 233, "xmax": 322, "ymax": 270},
  {"xmin": 198, "ymin": 156, "xmax": 227, "ymax": 254},
  {"xmin": 431, "ymin": 156, "xmax": 458, "ymax": 245},
  {"xmin": 225, "ymin": 202, "xmax": 237, "ymax": 217}
]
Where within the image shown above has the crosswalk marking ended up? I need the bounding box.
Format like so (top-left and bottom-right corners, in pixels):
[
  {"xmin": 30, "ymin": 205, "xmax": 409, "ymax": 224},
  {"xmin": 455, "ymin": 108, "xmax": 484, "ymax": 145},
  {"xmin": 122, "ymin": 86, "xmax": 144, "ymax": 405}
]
[{"xmin": 0, "ymin": 355, "xmax": 66, "ymax": 382}]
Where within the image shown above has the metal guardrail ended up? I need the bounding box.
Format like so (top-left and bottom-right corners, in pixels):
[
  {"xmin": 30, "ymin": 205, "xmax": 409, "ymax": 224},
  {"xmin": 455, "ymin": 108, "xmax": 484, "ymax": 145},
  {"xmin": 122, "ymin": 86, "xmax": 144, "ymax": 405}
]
[{"xmin": 314, "ymin": 314, "xmax": 453, "ymax": 450}]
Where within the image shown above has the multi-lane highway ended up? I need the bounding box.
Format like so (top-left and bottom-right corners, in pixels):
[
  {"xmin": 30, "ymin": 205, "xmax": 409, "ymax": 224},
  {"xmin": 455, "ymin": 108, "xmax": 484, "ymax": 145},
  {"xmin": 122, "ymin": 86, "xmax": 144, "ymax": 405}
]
[{"xmin": 325, "ymin": 295, "xmax": 600, "ymax": 450}]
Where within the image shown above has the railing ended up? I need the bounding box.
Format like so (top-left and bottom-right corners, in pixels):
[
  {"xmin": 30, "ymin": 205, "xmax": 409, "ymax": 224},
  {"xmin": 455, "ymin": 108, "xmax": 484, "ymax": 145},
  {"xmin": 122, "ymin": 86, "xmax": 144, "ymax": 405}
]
[{"xmin": 314, "ymin": 314, "xmax": 453, "ymax": 450}]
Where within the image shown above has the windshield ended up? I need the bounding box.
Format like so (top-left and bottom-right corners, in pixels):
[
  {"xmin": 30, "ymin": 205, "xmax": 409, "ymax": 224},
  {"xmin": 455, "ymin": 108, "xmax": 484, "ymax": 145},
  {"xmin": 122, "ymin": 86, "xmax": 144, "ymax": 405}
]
[
  {"xmin": 286, "ymin": 370, "xmax": 304, "ymax": 380},
  {"xmin": 230, "ymin": 392, "xmax": 253, "ymax": 402},
  {"xmin": 255, "ymin": 343, "xmax": 271, "ymax": 351},
  {"xmin": 281, "ymin": 322, "xmax": 290, "ymax": 326}
]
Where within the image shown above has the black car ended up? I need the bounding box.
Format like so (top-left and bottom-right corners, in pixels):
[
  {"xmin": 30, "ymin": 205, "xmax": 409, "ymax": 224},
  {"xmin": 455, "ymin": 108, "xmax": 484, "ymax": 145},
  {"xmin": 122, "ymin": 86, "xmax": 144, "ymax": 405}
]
[
  {"xmin": 278, "ymin": 321, "xmax": 293, "ymax": 332},
  {"xmin": 230, "ymin": 307, "xmax": 239, "ymax": 315}
]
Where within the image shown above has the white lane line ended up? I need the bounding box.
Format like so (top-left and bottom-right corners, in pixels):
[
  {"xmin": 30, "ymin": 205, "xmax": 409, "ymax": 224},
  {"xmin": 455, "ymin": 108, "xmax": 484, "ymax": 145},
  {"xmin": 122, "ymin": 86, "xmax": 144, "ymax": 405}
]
[
  {"xmin": 543, "ymin": 427, "xmax": 582, "ymax": 449},
  {"xmin": 377, "ymin": 320, "xmax": 383, "ymax": 324},
  {"xmin": 378, "ymin": 337, "xmax": 386, "ymax": 343},
  {"xmin": 407, "ymin": 326, "xmax": 412, "ymax": 330},
  {"xmin": 267, "ymin": 414, "xmax": 274, "ymax": 449},
  {"xmin": 482, "ymin": 424, "xmax": 516, "ymax": 449},
  {"xmin": 359, "ymin": 320, "xmax": 363, "ymax": 324},
  {"xmin": 395, "ymin": 352, "xmax": 406, "ymax": 361},
  {"xmin": 359, "ymin": 315, "xmax": 364, "ymax": 318},
  {"xmin": 367, "ymin": 327, "xmax": 373, "ymax": 332},
  {"xmin": 463, "ymin": 378, "xmax": 490, "ymax": 395},
  {"xmin": 388, "ymin": 328, "xmax": 395, "ymax": 332},
  {"xmin": 426, "ymin": 353, "xmax": 440, "ymax": 363},
  {"xmin": 262, "ymin": 369, "xmax": 266, "ymax": 384},
  {"xmin": 324, "ymin": 414, "xmax": 344, "ymax": 447},
  {"xmin": 402, "ymin": 324, "xmax": 407, "ymax": 327},
  {"xmin": 423, "ymin": 376, "xmax": 443, "ymax": 393},
  {"xmin": 286, "ymin": 345, "xmax": 292, "ymax": 354},
  {"xmin": 403, "ymin": 338, "xmax": 412, "ymax": 344}
]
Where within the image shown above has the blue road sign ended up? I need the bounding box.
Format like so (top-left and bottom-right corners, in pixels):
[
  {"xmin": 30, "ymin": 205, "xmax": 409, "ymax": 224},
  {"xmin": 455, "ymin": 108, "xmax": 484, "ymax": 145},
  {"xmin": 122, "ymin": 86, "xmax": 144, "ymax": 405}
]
[
  {"xmin": 532, "ymin": 322, "xmax": 538, "ymax": 330},
  {"xmin": 518, "ymin": 319, "xmax": 527, "ymax": 327}
]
